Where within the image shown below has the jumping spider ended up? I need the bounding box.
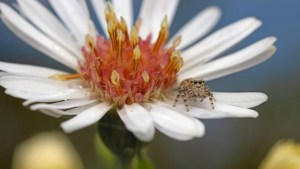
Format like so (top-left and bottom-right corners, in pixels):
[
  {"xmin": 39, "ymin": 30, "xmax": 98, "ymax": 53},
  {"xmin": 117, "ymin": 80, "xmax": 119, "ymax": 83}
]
[{"xmin": 173, "ymin": 79, "xmax": 215, "ymax": 111}]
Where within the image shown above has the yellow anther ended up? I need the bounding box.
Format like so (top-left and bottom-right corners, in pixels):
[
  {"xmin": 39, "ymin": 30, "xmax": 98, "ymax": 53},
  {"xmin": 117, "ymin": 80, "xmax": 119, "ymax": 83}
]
[
  {"xmin": 163, "ymin": 50, "xmax": 183, "ymax": 73},
  {"xmin": 108, "ymin": 20, "xmax": 116, "ymax": 34},
  {"xmin": 85, "ymin": 34, "xmax": 98, "ymax": 57},
  {"xmin": 119, "ymin": 17, "xmax": 129, "ymax": 36},
  {"xmin": 104, "ymin": 2, "xmax": 115, "ymax": 16},
  {"xmin": 133, "ymin": 45, "xmax": 141, "ymax": 60},
  {"xmin": 117, "ymin": 29, "xmax": 125, "ymax": 42},
  {"xmin": 111, "ymin": 70, "xmax": 120, "ymax": 86},
  {"xmin": 108, "ymin": 20, "xmax": 117, "ymax": 49},
  {"xmin": 161, "ymin": 15, "xmax": 169, "ymax": 29},
  {"xmin": 131, "ymin": 26, "xmax": 139, "ymax": 46},
  {"xmin": 171, "ymin": 50, "xmax": 181, "ymax": 59},
  {"xmin": 142, "ymin": 71, "xmax": 149, "ymax": 83},
  {"xmin": 49, "ymin": 73, "xmax": 81, "ymax": 81},
  {"xmin": 117, "ymin": 30, "xmax": 125, "ymax": 61},
  {"xmin": 153, "ymin": 15, "xmax": 169, "ymax": 53},
  {"xmin": 171, "ymin": 50, "xmax": 184, "ymax": 70},
  {"xmin": 171, "ymin": 36, "xmax": 182, "ymax": 49},
  {"xmin": 85, "ymin": 34, "xmax": 94, "ymax": 48},
  {"xmin": 133, "ymin": 45, "xmax": 141, "ymax": 70},
  {"xmin": 134, "ymin": 18, "xmax": 142, "ymax": 31}
]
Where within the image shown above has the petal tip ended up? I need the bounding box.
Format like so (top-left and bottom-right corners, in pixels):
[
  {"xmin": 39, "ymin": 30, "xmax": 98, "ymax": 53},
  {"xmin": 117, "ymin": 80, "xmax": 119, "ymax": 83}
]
[
  {"xmin": 269, "ymin": 36, "xmax": 278, "ymax": 43},
  {"xmin": 60, "ymin": 122, "xmax": 74, "ymax": 134},
  {"xmin": 208, "ymin": 6, "xmax": 221, "ymax": 14}
]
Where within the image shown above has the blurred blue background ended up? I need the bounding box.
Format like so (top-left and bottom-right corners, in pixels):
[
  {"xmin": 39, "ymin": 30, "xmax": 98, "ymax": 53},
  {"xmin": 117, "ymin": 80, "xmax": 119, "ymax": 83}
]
[{"xmin": 1, "ymin": 0, "xmax": 300, "ymax": 169}]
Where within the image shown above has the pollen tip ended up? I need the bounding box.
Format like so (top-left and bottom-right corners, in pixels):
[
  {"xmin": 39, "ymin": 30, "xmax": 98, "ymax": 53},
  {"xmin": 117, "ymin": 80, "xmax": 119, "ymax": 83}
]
[
  {"xmin": 131, "ymin": 26, "xmax": 139, "ymax": 46},
  {"xmin": 49, "ymin": 73, "xmax": 81, "ymax": 81},
  {"xmin": 134, "ymin": 18, "xmax": 142, "ymax": 31},
  {"xmin": 171, "ymin": 50, "xmax": 181, "ymax": 58},
  {"xmin": 172, "ymin": 36, "xmax": 182, "ymax": 48},
  {"xmin": 104, "ymin": 1, "xmax": 114, "ymax": 13},
  {"xmin": 111, "ymin": 70, "xmax": 120, "ymax": 86},
  {"xmin": 48, "ymin": 73, "xmax": 64, "ymax": 81},
  {"xmin": 142, "ymin": 71, "xmax": 149, "ymax": 83},
  {"xmin": 161, "ymin": 15, "xmax": 169, "ymax": 28},
  {"xmin": 133, "ymin": 45, "xmax": 141, "ymax": 60},
  {"xmin": 108, "ymin": 20, "xmax": 116, "ymax": 31},
  {"xmin": 117, "ymin": 29, "xmax": 125, "ymax": 41}
]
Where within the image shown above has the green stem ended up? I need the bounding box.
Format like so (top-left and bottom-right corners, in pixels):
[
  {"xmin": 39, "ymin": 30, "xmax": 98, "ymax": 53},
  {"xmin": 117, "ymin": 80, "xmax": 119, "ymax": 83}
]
[
  {"xmin": 117, "ymin": 157, "xmax": 132, "ymax": 169},
  {"xmin": 95, "ymin": 109, "xmax": 155, "ymax": 169}
]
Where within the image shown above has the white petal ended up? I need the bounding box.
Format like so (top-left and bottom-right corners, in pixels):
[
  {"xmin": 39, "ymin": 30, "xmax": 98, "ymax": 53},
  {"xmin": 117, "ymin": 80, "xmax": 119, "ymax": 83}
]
[
  {"xmin": 61, "ymin": 103, "xmax": 112, "ymax": 133},
  {"xmin": 192, "ymin": 118, "xmax": 205, "ymax": 138},
  {"xmin": 0, "ymin": 61, "xmax": 66, "ymax": 77},
  {"xmin": 172, "ymin": 100, "xmax": 259, "ymax": 119},
  {"xmin": 179, "ymin": 37, "xmax": 277, "ymax": 81},
  {"xmin": 118, "ymin": 104, "xmax": 155, "ymax": 141},
  {"xmin": 23, "ymin": 88, "xmax": 93, "ymax": 106},
  {"xmin": 112, "ymin": 0, "xmax": 133, "ymax": 27},
  {"xmin": 0, "ymin": 3, "xmax": 78, "ymax": 70},
  {"xmin": 39, "ymin": 109, "xmax": 62, "ymax": 118},
  {"xmin": 138, "ymin": 0, "xmax": 179, "ymax": 39},
  {"xmin": 90, "ymin": 0, "xmax": 108, "ymax": 37},
  {"xmin": 202, "ymin": 46, "xmax": 276, "ymax": 81},
  {"xmin": 63, "ymin": 102, "xmax": 99, "ymax": 115},
  {"xmin": 0, "ymin": 72, "xmax": 10, "ymax": 77},
  {"xmin": 17, "ymin": 0, "xmax": 82, "ymax": 59},
  {"xmin": 181, "ymin": 17, "xmax": 262, "ymax": 71},
  {"xmin": 192, "ymin": 102, "xmax": 259, "ymax": 119},
  {"xmin": 150, "ymin": 103, "xmax": 200, "ymax": 141},
  {"xmin": 0, "ymin": 76, "xmax": 69, "ymax": 93},
  {"xmin": 39, "ymin": 102, "xmax": 99, "ymax": 118},
  {"xmin": 30, "ymin": 99, "xmax": 98, "ymax": 111},
  {"xmin": 168, "ymin": 6, "xmax": 221, "ymax": 49},
  {"xmin": 78, "ymin": 0, "xmax": 90, "ymax": 18},
  {"xmin": 213, "ymin": 92, "xmax": 268, "ymax": 108},
  {"xmin": 5, "ymin": 89, "xmax": 45, "ymax": 100},
  {"xmin": 49, "ymin": 0, "xmax": 89, "ymax": 44},
  {"xmin": 137, "ymin": 0, "xmax": 156, "ymax": 39}
]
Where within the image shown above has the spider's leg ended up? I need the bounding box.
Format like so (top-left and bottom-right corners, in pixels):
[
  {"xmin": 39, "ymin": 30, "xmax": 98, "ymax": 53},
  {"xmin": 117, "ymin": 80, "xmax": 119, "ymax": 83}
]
[
  {"xmin": 182, "ymin": 93, "xmax": 189, "ymax": 112},
  {"xmin": 209, "ymin": 95, "xmax": 215, "ymax": 109},
  {"xmin": 200, "ymin": 97, "xmax": 205, "ymax": 102},
  {"xmin": 173, "ymin": 93, "xmax": 181, "ymax": 107}
]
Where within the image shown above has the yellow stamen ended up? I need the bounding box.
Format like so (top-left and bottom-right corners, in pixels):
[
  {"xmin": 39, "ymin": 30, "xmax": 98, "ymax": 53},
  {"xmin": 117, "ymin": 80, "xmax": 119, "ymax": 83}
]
[
  {"xmin": 163, "ymin": 50, "xmax": 183, "ymax": 73},
  {"xmin": 133, "ymin": 45, "xmax": 141, "ymax": 70},
  {"xmin": 119, "ymin": 16, "xmax": 129, "ymax": 41},
  {"xmin": 130, "ymin": 26, "xmax": 139, "ymax": 47},
  {"xmin": 111, "ymin": 70, "xmax": 120, "ymax": 86},
  {"xmin": 134, "ymin": 18, "xmax": 142, "ymax": 32},
  {"xmin": 85, "ymin": 34, "xmax": 98, "ymax": 57},
  {"xmin": 49, "ymin": 73, "xmax": 81, "ymax": 81},
  {"xmin": 153, "ymin": 15, "xmax": 169, "ymax": 53},
  {"xmin": 117, "ymin": 30, "xmax": 125, "ymax": 61},
  {"xmin": 104, "ymin": 2, "xmax": 115, "ymax": 21},
  {"xmin": 142, "ymin": 71, "xmax": 149, "ymax": 83},
  {"xmin": 111, "ymin": 70, "xmax": 122, "ymax": 95},
  {"xmin": 108, "ymin": 20, "xmax": 117, "ymax": 50},
  {"xmin": 170, "ymin": 36, "xmax": 182, "ymax": 51}
]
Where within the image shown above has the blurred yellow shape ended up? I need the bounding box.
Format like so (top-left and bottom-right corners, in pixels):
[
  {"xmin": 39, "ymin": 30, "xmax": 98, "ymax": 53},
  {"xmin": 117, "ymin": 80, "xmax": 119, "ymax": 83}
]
[
  {"xmin": 259, "ymin": 140, "xmax": 300, "ymax": 169},
  {"xmin": 12, "ymin": 132, "xmax": 83, "ymax": 169}
]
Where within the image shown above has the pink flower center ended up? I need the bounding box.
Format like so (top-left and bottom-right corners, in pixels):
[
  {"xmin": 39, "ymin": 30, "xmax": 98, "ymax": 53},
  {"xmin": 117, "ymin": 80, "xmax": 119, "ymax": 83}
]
[{"xmin": 79, "ymin": 5, "xmax": 183, "ymax": 107}]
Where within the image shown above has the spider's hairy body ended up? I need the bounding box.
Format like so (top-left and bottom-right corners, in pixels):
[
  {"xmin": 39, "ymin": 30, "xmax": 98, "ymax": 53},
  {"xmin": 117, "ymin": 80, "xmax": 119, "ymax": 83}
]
[{"xmin": 173, "ymin": 79, "xmax": 215, "ymax": 111}]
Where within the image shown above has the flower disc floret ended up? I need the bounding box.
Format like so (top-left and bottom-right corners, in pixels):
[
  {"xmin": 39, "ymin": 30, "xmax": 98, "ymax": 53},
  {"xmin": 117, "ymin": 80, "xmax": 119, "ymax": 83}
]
[{"xmin": 80, "ymin": 6, "xmax": 183, "ymax": 107}]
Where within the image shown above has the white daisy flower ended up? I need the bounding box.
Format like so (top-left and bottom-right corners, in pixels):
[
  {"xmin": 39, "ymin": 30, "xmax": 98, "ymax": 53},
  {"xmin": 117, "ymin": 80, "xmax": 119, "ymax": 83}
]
[{"xmin": 0, "ymin": 0, "xmax": 276, "ymax": 141}]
